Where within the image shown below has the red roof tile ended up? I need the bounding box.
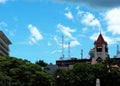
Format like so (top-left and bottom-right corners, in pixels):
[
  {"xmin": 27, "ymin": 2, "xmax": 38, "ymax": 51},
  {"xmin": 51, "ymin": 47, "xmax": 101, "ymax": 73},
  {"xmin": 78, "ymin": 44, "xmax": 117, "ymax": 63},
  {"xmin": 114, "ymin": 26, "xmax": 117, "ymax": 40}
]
[{"xmin": 94, "ymin": 33, "xmax": 107, "ymax": 45}]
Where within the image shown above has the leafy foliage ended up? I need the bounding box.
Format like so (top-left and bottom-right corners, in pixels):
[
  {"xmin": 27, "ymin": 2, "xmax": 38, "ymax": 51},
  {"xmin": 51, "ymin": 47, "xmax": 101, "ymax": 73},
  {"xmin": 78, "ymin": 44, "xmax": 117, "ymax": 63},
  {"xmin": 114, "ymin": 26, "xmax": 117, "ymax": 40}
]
[
  {"xmin": 1, "ymin": 56, "xmax": 120, "ymax": 86},
  {"xmin": 35, "ymin": 60, "xmax": 48, "ymax": 67},
  {"xmin": 0, "ymin": 56, "xmax": 53, "ymax": 86},
  {"xmin": 54, "ymin": 62, "xmax": 120, "ymax": 86}
]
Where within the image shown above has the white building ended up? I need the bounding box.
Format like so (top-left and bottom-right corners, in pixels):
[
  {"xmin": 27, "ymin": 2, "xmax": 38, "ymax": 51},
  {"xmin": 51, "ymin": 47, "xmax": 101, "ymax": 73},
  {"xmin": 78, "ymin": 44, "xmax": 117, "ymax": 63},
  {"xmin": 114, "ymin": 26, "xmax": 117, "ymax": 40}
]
[{"xmin": 0, "ymin": 31, "xmax": 11, "ymax": 56}]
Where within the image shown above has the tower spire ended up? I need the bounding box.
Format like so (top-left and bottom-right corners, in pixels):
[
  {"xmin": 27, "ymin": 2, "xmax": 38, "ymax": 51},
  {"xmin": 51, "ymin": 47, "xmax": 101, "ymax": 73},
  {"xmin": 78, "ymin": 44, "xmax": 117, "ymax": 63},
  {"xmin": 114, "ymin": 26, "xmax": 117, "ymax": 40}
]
[{"xmin": 100, "ymin": 28, "xmax": 102, "ymax": 34}]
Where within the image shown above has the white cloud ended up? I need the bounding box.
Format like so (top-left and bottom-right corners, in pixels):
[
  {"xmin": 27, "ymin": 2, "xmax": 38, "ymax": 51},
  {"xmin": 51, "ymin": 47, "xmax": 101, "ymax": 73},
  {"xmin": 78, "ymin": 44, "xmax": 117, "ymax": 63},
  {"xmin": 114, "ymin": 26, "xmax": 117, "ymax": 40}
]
[
  {"xmin": 90, "ymin": 33, "xmax": 99, "ymax": 41},
  {"xmin": 28, "ymin": 24, "xmax": 43, "ymax": 44},
  {"xmin": 64, "ymin": 7, "xmax": 74, "ymax": 20},
  {"xmin": 53, "ymin": 35, "xmax": 60, "ymax": 45},
  {"xmin": 70, "ymin": 40, "xmax": 80, "ymax": 47},
  {"xmin": 0, "ymin": 0, "xmax": 7, "ymax": 3},
  {"xmin": 61, "ymin": 40, "xmax": 80, "ymax": 48},
  {"xmin": 64, "ymin": 11, "xmax": 74, "ymax": 20},
  {"xmin": 104, "ymin": 36, "xmax": 116, "ymax": 45},
  {"xmin": 82, "ymin": 27, "xmax": 88, "ymax": 32},
  {"xmin": 51, "ymin": 50, "xmax": 61, "ymax": 54},
  {"xmin": 65, "ymin": 7, "xmax": 69, "ymax": 10},
  {"xmin": 81, "ymin": 12, "xmax": 101, "ymax": 28},
  {"xmin": 77, "ymin": 9, "xmax": 101, "ymax": 31},
  {"xmin": 105, "ymin": 8, "xmax": 120, "ymax": 35},
  {"xmin": 77, "ymin": 10, "xmax": 84, "ymax": 15},
  {"xmin": 57, "ymin": 23, "xmax": 80, "ymax": 47},
  {"xmin": 57, "ymin": 23, "xmax": 76, "ymax": 40}
]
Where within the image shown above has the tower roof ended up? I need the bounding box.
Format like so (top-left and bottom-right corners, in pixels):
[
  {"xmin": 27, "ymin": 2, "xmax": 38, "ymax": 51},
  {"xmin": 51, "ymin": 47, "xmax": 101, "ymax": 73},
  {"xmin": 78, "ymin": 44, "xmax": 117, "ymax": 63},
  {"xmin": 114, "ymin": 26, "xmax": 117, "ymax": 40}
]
[{"xmin": 94, "ymin": 33, "xmax": 107, "ymax": 45}]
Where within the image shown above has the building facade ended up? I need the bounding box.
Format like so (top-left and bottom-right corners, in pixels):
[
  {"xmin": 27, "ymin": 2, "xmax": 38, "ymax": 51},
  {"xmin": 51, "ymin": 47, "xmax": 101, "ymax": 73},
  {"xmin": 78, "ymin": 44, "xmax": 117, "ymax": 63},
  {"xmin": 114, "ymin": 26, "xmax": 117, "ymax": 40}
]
[
  {"xmin": 91, "ymin": 33, "xmax": 109, "ymax": 64},
  {"xmin": 0, "ymin": 31, "xmax": 11, "ymax": 56},
  {"xmin": 56, "ymin": 33, "xmax": 110, "ymax": 69},
  {"xmin": 56, "ymin": 58, "xmax": 91, "ymax": 69}
]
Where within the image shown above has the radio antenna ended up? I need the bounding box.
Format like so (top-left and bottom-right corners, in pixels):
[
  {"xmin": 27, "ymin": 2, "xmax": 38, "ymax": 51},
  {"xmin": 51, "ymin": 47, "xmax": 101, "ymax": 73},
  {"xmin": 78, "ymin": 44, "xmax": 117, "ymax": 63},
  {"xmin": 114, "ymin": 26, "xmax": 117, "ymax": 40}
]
[{"xmin": 68, "ymin": 42, "xmax": 71, "ymax": 59}]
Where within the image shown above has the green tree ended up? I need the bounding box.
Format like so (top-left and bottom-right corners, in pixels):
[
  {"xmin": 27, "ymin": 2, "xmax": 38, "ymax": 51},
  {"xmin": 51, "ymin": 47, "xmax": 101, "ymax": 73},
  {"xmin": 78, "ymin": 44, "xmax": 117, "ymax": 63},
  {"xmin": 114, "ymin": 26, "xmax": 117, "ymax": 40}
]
[
  {"xmin": 36, "ymin": 60, "xmax": 48, "ymax": 67},
  {"xmin": 54, "ymin": 62, "xmax": 120, "ymax": 86},
  {"xmin": 0, "ymin": 56, "xmax": 54, "ymax": 86}
]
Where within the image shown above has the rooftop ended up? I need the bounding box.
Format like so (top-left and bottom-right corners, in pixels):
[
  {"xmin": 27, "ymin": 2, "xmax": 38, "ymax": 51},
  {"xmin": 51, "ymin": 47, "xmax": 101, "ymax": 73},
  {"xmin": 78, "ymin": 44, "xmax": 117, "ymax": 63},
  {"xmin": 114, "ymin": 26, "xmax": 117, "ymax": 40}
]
[
  {"xmin": 94, "ymin": 33, "xmax": 107, "ymax": 46},
  {"xmin": 0, "ymin": 31, "xmax": 12, "ymax": 44}
]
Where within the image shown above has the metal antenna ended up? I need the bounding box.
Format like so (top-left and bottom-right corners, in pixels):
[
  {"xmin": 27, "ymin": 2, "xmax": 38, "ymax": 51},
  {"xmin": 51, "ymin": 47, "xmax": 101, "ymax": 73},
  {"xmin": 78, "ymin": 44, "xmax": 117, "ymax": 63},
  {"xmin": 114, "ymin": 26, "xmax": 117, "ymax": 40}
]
[
  {"xmin": 61, "ymin": 35, "xmax": 64, "ymax": 60},
  {"xmin": 68, "ymin": 42, "xmax": 71, "ymax": 59},
  {"xmin": 81, "ymin": 49, "xmax": 83, "ymax": 59},
  {"xmin": 117, "ymin": 45, "xmax": 119, "ymax": 56}
]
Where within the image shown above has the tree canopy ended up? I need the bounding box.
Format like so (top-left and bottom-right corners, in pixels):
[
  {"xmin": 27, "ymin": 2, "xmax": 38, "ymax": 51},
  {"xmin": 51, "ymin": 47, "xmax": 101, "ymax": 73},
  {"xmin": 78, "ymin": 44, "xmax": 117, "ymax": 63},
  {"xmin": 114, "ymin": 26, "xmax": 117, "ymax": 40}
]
[
  {"xmin": 1, "ymin": 56, "xmax": 120, "ymax": 86},
  {"xmin": 0, "ymin": 56, "xmax": 53, "ymax": 86},
  {"xmin": 54, "ymin": 62, "xmax": 120, "ymax": 86}
]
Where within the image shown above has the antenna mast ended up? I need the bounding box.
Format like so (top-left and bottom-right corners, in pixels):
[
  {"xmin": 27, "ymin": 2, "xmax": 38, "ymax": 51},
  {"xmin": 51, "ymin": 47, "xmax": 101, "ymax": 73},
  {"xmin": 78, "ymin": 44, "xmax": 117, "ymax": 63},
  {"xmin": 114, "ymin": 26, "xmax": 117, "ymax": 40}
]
[
  {"xmin": 81, "ymin": 49, "xmax": 83, "ymax": 59},
  {"xmin": 68, "ymin": 42, "xmax": 71, "ymax": 59},
  {"xmin": 60, "ymin": 35, "xmax": 64, "ymax": 60},
  {"xmin": 117, "ymin": 45, "xmax": 119, "ymax": 56}
]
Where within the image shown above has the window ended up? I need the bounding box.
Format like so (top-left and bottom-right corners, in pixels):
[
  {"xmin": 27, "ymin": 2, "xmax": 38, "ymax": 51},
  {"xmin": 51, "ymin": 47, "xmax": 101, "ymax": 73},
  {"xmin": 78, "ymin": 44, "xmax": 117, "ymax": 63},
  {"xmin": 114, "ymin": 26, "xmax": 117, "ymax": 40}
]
[
  {"xmin": 105, "ymin": 47, "xmax": 108, "ymax": 52},
  {"xmin": 97, "ymin": 48, "xmax": 102, "ymax": 52}
]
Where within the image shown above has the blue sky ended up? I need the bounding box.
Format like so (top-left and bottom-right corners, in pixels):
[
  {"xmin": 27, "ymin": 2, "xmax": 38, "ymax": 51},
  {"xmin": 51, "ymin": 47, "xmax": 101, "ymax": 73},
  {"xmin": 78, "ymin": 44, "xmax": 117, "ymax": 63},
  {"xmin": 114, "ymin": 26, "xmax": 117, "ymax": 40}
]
[{"xmin": 0, "ymin": 0, "xmax": 120, "ymax": 64}]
